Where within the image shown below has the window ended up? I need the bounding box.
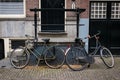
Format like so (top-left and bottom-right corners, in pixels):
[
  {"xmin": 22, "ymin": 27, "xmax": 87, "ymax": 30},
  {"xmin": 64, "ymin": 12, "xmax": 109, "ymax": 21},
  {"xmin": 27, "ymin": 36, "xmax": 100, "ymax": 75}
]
[
  {"xmin": 111, "ymin": 2, "xmax": 120, "ymax": 19},
  {"xmin": 41, "ymin": 0, "xmax": 65, "ymax": 32},
  {"xmin": 11, "ymin": 40, "xmax": 25, "ymax": 49},
  {"xmin": 90, "ymin": 2, "xmax": 107, "ymax": 19},
  {"xmin": 0, "ymin": 0, "xmax": 25, "ymax": 18}
]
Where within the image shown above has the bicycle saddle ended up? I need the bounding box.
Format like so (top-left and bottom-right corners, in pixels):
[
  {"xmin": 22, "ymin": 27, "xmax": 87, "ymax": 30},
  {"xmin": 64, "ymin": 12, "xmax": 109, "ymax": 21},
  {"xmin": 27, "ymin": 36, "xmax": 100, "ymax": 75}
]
[{"xmin": 42, "ymin": 39, "xmax": 50, "ymax": 43}]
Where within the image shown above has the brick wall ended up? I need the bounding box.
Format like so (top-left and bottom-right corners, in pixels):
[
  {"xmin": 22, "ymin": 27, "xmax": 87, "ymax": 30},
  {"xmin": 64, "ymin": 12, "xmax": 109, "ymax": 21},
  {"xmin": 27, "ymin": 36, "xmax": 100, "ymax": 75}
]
[
  {"xmin": 80, "ymin": 0, "xmax": 89, "ymax": 18},
  {"xmin": 25, "ymin": 0, "xmax": 89, "ymax": 18},
  {"xmin": 26, "ymin": 0, "xmax": 39, "ymax": 17},
  {"xmin": 66, "ymin": 0, "xmax": 89, "ymax": 18}
]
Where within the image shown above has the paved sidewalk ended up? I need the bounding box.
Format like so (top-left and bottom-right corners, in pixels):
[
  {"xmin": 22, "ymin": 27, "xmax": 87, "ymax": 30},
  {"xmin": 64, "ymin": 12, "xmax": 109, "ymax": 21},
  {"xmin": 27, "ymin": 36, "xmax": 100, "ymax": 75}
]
[{"xmin": 0, "ymin": 57, "xmax": 120, "ymax": 80}]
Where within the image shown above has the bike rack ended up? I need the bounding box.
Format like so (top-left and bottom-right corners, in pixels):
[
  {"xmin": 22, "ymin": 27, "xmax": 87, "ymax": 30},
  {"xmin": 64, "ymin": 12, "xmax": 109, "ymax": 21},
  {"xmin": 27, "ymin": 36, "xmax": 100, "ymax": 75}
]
[{"xmin": 30, "ymin": 8, "xmax": 86, "ymax": 42}]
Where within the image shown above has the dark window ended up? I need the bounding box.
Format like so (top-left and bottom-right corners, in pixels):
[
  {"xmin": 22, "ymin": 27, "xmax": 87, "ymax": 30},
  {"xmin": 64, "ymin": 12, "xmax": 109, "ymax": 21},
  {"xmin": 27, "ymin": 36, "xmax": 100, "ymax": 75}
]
[
  {"xmin": 41, "ymin": 0, "xmax": 65, "ymax": 32},
  {"xmin": 11, "ymin": 40, "xmax": 25, "ymax": 49}
]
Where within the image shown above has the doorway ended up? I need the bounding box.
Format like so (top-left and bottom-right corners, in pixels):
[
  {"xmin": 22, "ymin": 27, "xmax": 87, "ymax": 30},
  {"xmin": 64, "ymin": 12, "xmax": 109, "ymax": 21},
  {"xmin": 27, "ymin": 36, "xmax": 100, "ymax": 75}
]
[{"xmin": 89, "ymin": 1, "xmax": 120, "ymax": 55}]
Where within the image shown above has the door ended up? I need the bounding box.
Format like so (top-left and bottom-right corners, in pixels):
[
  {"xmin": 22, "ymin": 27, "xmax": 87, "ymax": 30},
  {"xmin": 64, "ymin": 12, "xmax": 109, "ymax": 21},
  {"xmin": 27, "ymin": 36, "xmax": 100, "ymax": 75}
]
[
  {"xmin": 0, "ymin": 39, "xmax": 4, "ymax": 60},
  {"xmin": 41, "ymin": 0, "xmax": 65, "ymax": 32},
  {"xmin": 90, "ymin": 1, "xmax": 120, "ymax": 55}
]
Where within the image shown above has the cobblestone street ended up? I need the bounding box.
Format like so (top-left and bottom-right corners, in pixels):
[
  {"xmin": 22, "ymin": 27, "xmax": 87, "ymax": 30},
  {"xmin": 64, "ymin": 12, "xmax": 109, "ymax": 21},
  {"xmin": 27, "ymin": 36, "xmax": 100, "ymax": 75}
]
[
  {"xmin": 0, "ymin": 57, "xmax": 120, "ymax": 80},
  {"xmin": 0, "ymin": 0, "xmax": 120, "ymax": 80}
]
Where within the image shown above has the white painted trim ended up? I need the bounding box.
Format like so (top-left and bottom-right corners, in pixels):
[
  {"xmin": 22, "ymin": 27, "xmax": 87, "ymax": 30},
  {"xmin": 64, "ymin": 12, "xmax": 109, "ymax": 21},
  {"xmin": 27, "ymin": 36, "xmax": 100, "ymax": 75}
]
[
  {"xmin": 0, "ymin": 0, "xmax": 26, "ymax": 18},
  {"xmin": 39, "ymin": 0, "xmax": 41, "ymax": 31},
  {"xmin": 2, "ymin": 38, "xmax": 9, "ymax": 58},
  {"xmin": 65, "ymin": 0, "xmax": 67, "ymax": 32},
  {"xmin": 23, "ymin": 0, "xmax": 26, "ymax": 18}
]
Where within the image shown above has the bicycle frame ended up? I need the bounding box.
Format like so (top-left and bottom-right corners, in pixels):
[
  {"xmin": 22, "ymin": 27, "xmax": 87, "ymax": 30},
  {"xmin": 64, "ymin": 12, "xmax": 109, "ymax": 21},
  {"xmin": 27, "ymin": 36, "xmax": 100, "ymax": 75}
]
[
  {"xmin": 65, "ymin": 31, "xmax": 114, "ymax": 70},
  {"xmin": 90, "ymin": 38, "xmax": 102, "ymax": 56},
  {"xmin": 25, "ymin": 43, "xmax": 50, "ymax": 60}
]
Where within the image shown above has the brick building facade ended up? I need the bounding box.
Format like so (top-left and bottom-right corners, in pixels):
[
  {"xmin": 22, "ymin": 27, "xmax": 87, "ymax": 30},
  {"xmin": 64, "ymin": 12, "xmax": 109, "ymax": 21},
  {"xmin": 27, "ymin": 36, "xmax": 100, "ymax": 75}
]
[
  {"xmin": 0, "ymin": 0, "xmax": 120, "ymax": 59},
  {"xmin": 0, "ymin": 0, "xmax": 89, "ymax": 59}
]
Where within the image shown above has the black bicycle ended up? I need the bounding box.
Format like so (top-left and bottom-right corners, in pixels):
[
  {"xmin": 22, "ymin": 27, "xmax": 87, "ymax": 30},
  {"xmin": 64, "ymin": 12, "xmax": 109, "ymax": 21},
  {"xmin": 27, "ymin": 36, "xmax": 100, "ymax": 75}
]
[
  {"xmin": 65, "ymin": 31, "xmax": 114, "ymax": 71},
  {"xmin": 10, "ymin": 35, "xmax": 65, "ymax": 69}
]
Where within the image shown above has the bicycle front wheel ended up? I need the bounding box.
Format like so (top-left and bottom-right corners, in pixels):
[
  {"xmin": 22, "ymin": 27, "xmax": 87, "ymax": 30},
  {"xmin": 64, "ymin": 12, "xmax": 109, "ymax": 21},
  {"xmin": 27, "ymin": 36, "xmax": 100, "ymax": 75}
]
[
  {"xmin": 66, "ymin": 47, "xmax": 89, "ymax": 71},
  {"xmin": 10, "ymin": 47, "xmax": 30, "ymax": 69},
  {"xmin": 100, "ymin": 47, "xmax": 114, "ymax": 68},
  {"xmin": 44, "ymin": 45, "xmax": 65, "ymax": 69}
]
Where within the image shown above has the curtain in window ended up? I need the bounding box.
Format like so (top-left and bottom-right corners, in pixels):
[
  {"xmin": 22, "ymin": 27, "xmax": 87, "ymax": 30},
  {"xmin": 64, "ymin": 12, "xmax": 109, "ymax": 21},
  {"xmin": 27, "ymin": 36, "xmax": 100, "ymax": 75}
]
[{"xmin": 0, "ymin": 0, "xmax": 23, "ymax": 14}]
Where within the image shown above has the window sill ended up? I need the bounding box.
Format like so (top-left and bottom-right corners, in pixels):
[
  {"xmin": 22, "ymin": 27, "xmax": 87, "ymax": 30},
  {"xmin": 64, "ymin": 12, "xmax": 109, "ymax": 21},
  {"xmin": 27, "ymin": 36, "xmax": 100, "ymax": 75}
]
[{"xmin": 38, "ymin": 32, "xmax": 67, "ymax": 35}]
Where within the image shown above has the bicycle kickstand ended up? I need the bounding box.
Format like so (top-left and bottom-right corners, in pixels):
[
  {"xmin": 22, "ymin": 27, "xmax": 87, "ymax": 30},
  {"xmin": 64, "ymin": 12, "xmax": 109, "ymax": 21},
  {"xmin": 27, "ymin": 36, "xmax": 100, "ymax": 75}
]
[{"xmin": 36, "ymin": 59, "xmax": 40, "ymax": 66}]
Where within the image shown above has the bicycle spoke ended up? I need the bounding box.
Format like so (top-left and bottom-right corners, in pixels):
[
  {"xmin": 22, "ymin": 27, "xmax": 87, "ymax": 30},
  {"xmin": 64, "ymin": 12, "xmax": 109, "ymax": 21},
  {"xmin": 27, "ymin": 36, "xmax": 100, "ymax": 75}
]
[
  {"xmin": 66, "ymin": 47, "xmax": 88, "ymax": 71},
  {"xmin": 10, "ymin": 47, "xmax": 30, "ymax": 69},
  {"xmin": 45, "ymin": 45, "xmax": 65, "ymax": 69}
]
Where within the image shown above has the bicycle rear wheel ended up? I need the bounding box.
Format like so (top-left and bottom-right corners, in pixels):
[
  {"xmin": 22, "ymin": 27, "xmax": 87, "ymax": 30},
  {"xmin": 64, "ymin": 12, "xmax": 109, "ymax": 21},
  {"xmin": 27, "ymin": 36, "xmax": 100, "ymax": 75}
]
[
  {"xmin": 44, "ymin": 45, "xmax": 65, "ymax": 69},
  {"xmin": 10, "ymin": 47, "xmax": 30, "ymax": 69},
  {"xmin": 66, "ymin": 47, "xmax": 89, "ymax": 71},
  {"xmin": 100, "ymin": 47, "xmax": 114, "ymax": 68}
]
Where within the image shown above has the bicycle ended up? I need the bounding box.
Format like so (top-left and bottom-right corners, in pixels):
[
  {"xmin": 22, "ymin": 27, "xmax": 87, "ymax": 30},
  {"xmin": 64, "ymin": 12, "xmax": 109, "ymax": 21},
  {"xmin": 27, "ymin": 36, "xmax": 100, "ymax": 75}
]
[
  {"xmin": 10, "ymin": 35, "xmax": 65, "ymax": 69},
  {"xmin": 65, "ymin": 31, "xmax": 114, "ymax": 71}
]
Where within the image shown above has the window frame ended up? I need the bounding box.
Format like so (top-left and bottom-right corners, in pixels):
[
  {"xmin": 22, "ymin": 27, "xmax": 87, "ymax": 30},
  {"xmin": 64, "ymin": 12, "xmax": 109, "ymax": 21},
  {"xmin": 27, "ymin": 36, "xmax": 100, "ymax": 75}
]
[
  {"xmin": 39, "ymin": 0, "xmax": 66, "ymax": 32},
  {"xmin": 0, "ymin": 0, "xmax": 26, "ymax": 18},
  {"xmin": 90, "ymin": 1, "xmax": 120, "ymax": 20},
  {"xmin": 90, "ymin": 2, "xmax": 107, "ymax": 19},
  {"xmin": 111, "ymin": 2, "xmax": 120, "ymax": 19}
]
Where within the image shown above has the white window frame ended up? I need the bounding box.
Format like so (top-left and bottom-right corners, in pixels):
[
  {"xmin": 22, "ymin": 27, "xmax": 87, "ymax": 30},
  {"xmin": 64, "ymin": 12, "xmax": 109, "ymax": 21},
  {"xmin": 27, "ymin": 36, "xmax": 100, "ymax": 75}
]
[
  {"xmin": 39, "ymin": 0, "xmax": 66, "ymax": 32},
  {"xmin": 0, "ymin": 0, "xmax": 26, "ymax": 18}
]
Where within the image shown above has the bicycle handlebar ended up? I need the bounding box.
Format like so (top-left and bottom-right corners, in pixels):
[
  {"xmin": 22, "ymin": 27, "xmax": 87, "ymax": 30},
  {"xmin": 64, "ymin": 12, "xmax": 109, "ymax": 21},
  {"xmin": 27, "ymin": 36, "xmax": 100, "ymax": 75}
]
[{"xmin": 85, "ymin": 31, "xmax": 101, "ymax": 39}]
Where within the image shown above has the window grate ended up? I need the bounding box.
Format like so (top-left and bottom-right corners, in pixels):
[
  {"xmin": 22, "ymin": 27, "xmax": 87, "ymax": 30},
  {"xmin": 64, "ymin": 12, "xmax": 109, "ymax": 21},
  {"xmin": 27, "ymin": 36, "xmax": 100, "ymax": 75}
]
[
  {"xmin": 111, "ymin": 2, "xmax": 120, "ymax": 19},
  {"xmin": 90, "ymin": 2, "xmax": 107, "ymax": 19}
]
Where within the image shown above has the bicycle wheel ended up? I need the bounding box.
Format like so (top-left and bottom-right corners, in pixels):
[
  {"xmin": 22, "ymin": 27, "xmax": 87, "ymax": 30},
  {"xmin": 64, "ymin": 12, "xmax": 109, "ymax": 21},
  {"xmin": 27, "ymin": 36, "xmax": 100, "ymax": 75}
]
[
  {"xmin": 66, "ymin": 47, "xmax": 89, "ymax": 71},
  {"xmin": 10, "ymin": 46, "xmax": 30, "ymax": 69},
  {"xmin": 100, "ymin": 47, "xmax": 114, "ymax": 68},
  {"xmin": 44, "ymin": 45, "xmax": 65, "ymax": 69}
]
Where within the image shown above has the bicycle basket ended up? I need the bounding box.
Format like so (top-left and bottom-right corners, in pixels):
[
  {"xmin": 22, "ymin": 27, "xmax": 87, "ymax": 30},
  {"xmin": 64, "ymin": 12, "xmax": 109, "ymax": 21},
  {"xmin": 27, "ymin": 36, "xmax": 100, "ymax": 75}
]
[{"xmin": 25, "ymin": 40, "xmax": 34, "ymax": 49}]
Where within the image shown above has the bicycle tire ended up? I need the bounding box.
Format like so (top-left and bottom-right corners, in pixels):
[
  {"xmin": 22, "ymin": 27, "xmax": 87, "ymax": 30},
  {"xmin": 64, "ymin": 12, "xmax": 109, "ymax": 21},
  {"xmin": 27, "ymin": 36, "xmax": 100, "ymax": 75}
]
[
  {"xmin": 10, "ymin": 46, "xmax": 30, "ymax": 69},
  {"xmin": 44, "ymin": 45, "xmax": 65, "ymax": 69},
  {"xmin": 66, "ymin": 47, "xmax": 89, "ymax": 71},
  {"xmin": 100, "ymin": 47, "xmax": 114, "ymax": 68}
]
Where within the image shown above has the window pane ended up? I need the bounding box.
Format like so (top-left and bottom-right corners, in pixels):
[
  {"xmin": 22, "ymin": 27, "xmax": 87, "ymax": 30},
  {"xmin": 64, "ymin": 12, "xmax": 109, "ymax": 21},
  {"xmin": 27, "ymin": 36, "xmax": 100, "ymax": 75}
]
[
  {"xmin": 111, "ymin": 2, "xmax": 120, "ymax": 19},
  {"xmin": 90, "ymin": 2, "xmax": 107, "ymax": 19},
  {"xmin": 11, "ymin": 40, "xmax": 25, "ymax": 49},
  {"xmin": 0, "ymin": 0, "xmax": 23, "ymax": 2}
]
